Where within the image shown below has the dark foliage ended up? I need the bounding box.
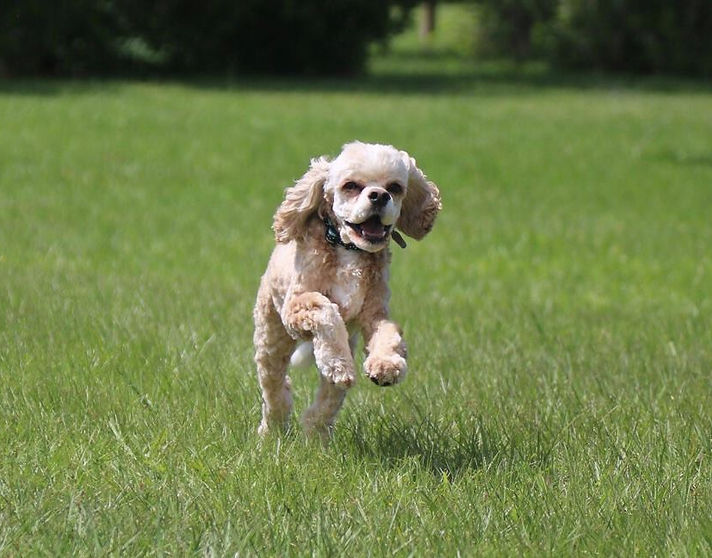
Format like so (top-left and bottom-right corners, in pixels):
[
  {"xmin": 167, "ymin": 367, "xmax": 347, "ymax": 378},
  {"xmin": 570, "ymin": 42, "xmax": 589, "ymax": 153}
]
[
  {"xmin": 548, "ymin": 0, "xmax": 712, "ymax": 77},
  {"xmin": 0, "ymin": 0, "xmax": 129, "ymax": 76},
  {"xmin": 473, "ymin": 0, "xmax": 712, "ymax": 77},
  {"xmin": 474, "ymin": 0, "xmax": 557, "ymax": 60},
  {"xmin": 0, "ymin": 0, "xmax": 417, "ymax": 77}
]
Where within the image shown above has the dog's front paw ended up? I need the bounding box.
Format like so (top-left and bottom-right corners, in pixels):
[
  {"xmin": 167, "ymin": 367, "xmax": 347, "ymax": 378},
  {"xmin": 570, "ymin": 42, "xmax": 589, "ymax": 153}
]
[
  {"xmin": 322, "ymin": 358, "xmax": 356, "ymax": 389},
  {"xmin": 364, "ymin": 353, "xmax": 407, "ymax": 386}
]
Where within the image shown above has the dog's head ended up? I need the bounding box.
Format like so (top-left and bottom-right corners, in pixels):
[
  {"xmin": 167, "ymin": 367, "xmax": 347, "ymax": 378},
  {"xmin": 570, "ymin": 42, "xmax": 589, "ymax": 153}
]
[{"xmin": 273, "ymin": 141, "xmax": 441, "ymax": 252}]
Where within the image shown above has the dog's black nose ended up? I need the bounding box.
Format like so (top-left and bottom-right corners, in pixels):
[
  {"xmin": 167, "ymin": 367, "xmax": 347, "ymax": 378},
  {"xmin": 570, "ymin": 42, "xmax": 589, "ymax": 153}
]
[{"xmin": 368, "ymin": 190, "xmax": 390, "ymax": 207}]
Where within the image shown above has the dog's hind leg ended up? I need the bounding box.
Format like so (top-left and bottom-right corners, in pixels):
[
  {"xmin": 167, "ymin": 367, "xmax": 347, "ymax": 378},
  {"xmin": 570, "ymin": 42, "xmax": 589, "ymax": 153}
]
[
  {"xmin": 254, "ymin": 294, "xmax": 296, "ymax": 436},
  {"xmin": 302, "ymin": 375, "xmax": 347, "ymax": 440}
]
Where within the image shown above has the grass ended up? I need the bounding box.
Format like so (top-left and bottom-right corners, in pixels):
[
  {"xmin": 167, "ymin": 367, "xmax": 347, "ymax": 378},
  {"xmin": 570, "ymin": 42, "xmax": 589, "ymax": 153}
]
[{"xmin": 2, "ymin": 5, "xmax": 712, "ymax": 555}]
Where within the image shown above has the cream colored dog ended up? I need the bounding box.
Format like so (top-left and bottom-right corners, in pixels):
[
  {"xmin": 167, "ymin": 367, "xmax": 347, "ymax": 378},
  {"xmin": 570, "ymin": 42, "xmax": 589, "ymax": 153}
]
[{"xmin": 253, "ymin": 141, "xmax": 441, "ymax": 438}]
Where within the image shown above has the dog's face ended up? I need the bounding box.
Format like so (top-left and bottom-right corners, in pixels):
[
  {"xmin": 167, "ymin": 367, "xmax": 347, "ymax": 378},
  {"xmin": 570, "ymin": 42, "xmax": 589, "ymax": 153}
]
[
  {"xmin": 326, "ymin": 143, "xmax": 409, "ymax": 252},
  {"xmin": 273, "ymin": 141, "xmax": 441, "ymax": 250}
]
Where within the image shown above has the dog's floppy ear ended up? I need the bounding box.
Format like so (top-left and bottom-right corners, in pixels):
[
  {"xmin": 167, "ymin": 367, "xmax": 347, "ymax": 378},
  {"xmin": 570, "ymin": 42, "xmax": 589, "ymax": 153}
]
[
  {"xmin": 397, "ymin": 153, "xmax": 442, "ymax": 240},
  {"xmin": 273, "ymin": 156, "xmax": 330, "ymax": 243}
]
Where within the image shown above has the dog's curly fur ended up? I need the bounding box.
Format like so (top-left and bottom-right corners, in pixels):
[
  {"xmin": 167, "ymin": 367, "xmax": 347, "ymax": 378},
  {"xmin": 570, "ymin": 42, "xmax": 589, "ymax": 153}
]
[{"xmin": 253, "ymin": 142, "xmax": 441, "ymax": 439}]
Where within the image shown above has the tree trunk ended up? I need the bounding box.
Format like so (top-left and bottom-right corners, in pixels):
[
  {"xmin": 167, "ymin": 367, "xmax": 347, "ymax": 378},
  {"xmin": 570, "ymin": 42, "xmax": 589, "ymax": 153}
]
[{"xmin": 420, "ymin": 1, "xmax": 437, "ymax": 41}]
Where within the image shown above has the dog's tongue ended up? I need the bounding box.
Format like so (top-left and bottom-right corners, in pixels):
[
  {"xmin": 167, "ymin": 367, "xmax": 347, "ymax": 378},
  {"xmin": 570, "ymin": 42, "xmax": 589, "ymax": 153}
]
[{"xmin": 360, "ymin": 216, "xmax": 386, "ymax": 238}]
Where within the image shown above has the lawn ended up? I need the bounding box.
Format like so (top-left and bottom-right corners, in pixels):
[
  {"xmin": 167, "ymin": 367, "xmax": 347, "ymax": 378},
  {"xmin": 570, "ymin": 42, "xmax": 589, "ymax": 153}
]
[{"xmin": 2, "ymin": 7, "xmax": 712, "ymax": 556}]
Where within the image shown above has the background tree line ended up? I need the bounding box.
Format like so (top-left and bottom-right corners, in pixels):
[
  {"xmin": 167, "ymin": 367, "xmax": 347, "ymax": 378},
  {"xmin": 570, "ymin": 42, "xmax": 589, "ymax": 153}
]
[
  {"xmin": 0, "ymin": 0, "xmax": 417, "ymax": 76},
  {"xmin": 1, "ymin": 0, "xmax": 710, "ymax": 78},
  {"xmin": 475, "ymin": 0, "xmax": 712, "ymax": 77}
]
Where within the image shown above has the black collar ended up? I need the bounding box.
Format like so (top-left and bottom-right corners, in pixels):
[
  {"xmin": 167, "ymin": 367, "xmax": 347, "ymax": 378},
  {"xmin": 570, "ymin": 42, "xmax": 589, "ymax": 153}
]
[
  {"xmin": 322, "ymin": 216, "xmax": 407, "ymax": 251},
  {"xmin": 323, "ymin": 216, "xmax": 362, "ymax": 251}
]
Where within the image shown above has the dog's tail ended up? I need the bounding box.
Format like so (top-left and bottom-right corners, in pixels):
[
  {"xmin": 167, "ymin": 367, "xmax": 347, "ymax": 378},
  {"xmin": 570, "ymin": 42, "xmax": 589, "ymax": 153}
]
[{"xmin": 289, "ymin": 341, "xmax": 315, "ymax": 369}]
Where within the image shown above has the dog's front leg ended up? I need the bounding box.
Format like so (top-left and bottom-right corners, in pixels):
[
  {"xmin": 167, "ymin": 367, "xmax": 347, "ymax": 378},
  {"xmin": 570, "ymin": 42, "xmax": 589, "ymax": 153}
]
[
  {"xmin": 283, "ymin": 292, "xmax": 355, "ymax": 439},
  {"xmin": 362, "ymin": 318, "xmax": 408, "ymax": 387},
  {"xmin": 282, "ymin": 292, "xmax": 355, "ymax": 389}
]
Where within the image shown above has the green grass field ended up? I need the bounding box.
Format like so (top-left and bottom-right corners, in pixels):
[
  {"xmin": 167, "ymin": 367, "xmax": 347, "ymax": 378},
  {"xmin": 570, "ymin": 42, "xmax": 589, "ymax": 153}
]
[{"xmin": 2, "ymin": 7, "xmax": 712, "ymax": 555}]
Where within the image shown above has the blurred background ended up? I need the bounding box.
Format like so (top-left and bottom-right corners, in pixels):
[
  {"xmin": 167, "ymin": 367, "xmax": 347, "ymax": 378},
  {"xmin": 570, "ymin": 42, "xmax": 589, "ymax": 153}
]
[{"xmin": 2, "ymin": 0, "xmax": 711, "ymax": 79}]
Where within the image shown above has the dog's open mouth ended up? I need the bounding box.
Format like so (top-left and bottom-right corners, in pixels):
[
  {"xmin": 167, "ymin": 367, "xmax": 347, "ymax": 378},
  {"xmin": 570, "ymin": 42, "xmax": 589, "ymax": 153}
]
[{"xmin": 346, "ymin": 215, "xmax": 391, "ymax": 243}]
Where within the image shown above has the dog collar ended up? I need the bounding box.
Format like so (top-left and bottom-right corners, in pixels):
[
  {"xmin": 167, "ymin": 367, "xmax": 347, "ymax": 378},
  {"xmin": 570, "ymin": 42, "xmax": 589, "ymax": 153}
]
[
  {"xmin": 323, "ymin": 216, "xmax": 362, "ymax": 251},
  {"xmin": 322, "ymin": 216, "xmax": 407, "ymax": 251}
]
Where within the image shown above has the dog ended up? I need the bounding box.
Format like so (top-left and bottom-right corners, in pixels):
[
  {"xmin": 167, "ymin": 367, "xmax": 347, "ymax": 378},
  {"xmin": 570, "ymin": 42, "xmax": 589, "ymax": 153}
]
[{"xmin": 253, "ymin": 141, "xmax": 441, "ymax": 438}]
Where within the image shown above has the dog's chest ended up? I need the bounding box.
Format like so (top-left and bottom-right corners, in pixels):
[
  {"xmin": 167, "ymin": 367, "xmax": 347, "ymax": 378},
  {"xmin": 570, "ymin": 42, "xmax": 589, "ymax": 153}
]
[{"xmin": 329, "ymin": 251, "xmax": 369, "ymax": 322}]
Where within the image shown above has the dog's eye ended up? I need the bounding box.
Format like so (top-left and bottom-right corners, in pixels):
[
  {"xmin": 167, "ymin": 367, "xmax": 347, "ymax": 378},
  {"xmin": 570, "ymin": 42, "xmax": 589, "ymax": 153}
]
[
  {"xmin": 343, "ymin": 181, "xmax": 363, "ymax": 192},
  {"xmin": 386, "ymin": 182, "xmax": 404, "ymax": 196}
]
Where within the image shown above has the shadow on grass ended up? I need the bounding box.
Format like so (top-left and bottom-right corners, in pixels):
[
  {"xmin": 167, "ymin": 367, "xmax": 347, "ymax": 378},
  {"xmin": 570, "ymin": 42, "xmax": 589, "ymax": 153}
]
[
  {"xmin": 337, "ymin": 401, "xmax": 502, "ymax": 481},
  {"xmin": 646, "ymin": 148, "xmax": 712, "ymax": 168},
  {"xmin": 1, "ymin": 55, "xmax": 711, "ymax": 98},
  {"xmin": 0, "ymin": 79, "xmax": 121, "ymax": 96}
]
